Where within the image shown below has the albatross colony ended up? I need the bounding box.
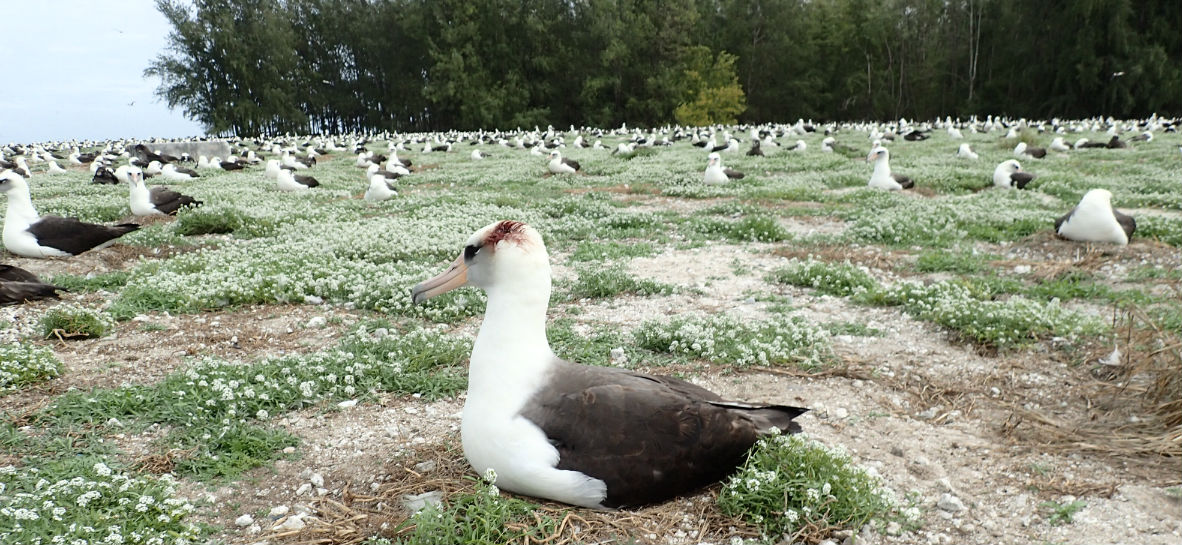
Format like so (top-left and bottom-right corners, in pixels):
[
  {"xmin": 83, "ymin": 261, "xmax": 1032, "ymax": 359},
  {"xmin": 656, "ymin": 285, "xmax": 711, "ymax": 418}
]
[{"xmin": 412, "ymin": 220, "xmax": 807, "ymax": 508}]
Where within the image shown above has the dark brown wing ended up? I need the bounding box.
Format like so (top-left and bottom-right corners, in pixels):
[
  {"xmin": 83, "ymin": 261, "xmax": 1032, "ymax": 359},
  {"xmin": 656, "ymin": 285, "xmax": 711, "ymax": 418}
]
[
  {"xmin": 562, "ymin": 158, "xmax": 581, "ymax": 171},
  {"xmin": 149, "ymin": 186, "xmax": 202, "ymax": 215},
  {"xmin": 1010, "ymin": 171, "xmax": 1036, "ymax": 189},
  {"xmin": 1113, "ymin": 209, "xmax": 1136, "ymax": 238},
  {"xmin": 0, "ymin": 264, "xmax": 41, "ymax": 282},
  {"xmin": 892, "ymin": 173, "xmax": 915, "ymax": 189},
  {"xmin": 293, "ymin": 174, "xmax": 320, "ymax": 187},
  {"xmin": 175, "ymin": 166, "xmax": 200, "ymax": 177},
  {"xmin": 26, "ymin": 216, "xmax": 139, "ymax": 255},
  {"xmin": 1054, "ymin": 207, "xmax": 1077, "ymax": 233},
  {"xmin": 0, "ymin": 281, "xmax": 65, "ymax": 305},
  {"xmin": 220, "ymin": 161, "xmax": 245, "ymax": 171},
  {"xmin": 1028, "ymin": 147, "xmax": 1047, "ymax": 158},
  {"xmin": 724, "ymin": 168, "xmax": 745, "ymax": 180},
  {"xmin": 519, "ymin": 360, "xmax": 806, "ymax": 508}
]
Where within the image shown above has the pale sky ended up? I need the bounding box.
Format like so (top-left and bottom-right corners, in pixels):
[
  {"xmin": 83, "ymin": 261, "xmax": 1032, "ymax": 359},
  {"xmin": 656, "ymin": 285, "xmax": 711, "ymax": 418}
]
[{"xmin": 0, "ymin": 1, "xmax": 206, "ymax": 144}]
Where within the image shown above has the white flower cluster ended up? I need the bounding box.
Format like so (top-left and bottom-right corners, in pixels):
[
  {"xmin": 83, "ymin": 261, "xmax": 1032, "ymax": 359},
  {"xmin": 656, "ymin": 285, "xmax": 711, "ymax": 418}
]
[
  {"xmin": 634, "ymin": 314, "xmax": 832, "ymax": 367},
  {"xmin": 0, "ymin": 461, "xmax": 197, "ymax": 544},
  {"xmin": 876, "ymin": 279, "xmax": 1103, "ymax": 346},
  {"xmin": 772, "ymin": 258, "xmax": 877, "ymax": 296},
  {"xmin": 0, "ymin": 342, "xmax": 62, "ymax": 391}
]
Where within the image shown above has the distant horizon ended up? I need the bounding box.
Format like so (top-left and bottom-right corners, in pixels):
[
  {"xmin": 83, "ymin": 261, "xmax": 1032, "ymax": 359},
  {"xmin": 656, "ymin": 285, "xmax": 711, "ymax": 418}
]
[{"xmin": 0, "ymin": 1, "xmax": 206, "ymax": 145}]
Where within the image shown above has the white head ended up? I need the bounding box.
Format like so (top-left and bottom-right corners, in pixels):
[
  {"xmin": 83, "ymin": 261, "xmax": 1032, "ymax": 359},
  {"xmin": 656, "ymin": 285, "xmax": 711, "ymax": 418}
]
[
  {"xmin": 1080, "ymin": 188, "xmax": 1113, "ymax": 206},
  {"xmin": 707, "ymin": 152, "xmax": 721, "ymax": 166},
  {"xmin": 999, "ymin": 159, "xmax": 1022, "ymax": 173},
  {"xmin": 0, "ymin": 170, "xmax": 28, "ymax": 193},
  {"xmin": 548, "ymin": 150, "xmax": 560, "ymax": 160},
  {"xmin": 412, "ymin": 220, "xmax": 550, "ymax": 305},
  {"xmin": 867, "ymin": 146, "xmax": 889, "ymax": 162}
]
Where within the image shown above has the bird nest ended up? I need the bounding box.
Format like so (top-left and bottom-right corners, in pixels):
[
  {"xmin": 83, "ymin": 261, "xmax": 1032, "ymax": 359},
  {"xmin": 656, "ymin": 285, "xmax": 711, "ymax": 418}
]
[
  {"xmin": 269, "ymin": 439, "xmax": 760, "ymax": 545},
  {"xmin": 1003, "ymin": 302, "xmax": 1182, "ymax": 465}
]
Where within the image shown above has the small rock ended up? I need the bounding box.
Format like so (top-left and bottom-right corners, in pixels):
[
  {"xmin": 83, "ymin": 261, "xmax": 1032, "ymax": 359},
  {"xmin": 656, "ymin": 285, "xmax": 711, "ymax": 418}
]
[
  {"xmin": 268, "ymin": 505, "xmax": 290, "ymax": 517},
  {"xmin": 833, "ymin": 407, "xmax": 849, "ymax": 419},
  {"xmin": 304, "ymin": 295, "xmax": 324, "ymax": 305},
  {"xmin": 296, "ymin": 483, "xmax": 312, "ymax": 495},
  {"xmin": 916, "ymin": 407, "xmax": 938, "ymax": 420},
  {"xmin": 373, "ymin": 327, "xmax": 390, "ymax": 339},
  {"xmin": 337, "ymin": 399, "xmax": 358, "ymax": 408},
  {"xmin": 937, "ymin": 493, "xmax": 966, "ymax": 513},
  {"xmin": 609, "ymin": 347, "xmax": 627, "ymax": 363},
  {"xmin": 306, "ymin": 316, "xmax": 327, "ymax": 329},
  {"xmin": 235, "ymin": 514, "xmax": 254, "ymax": 527},
  {"xmin": 105, "ymin": 417, "xmax": 123, "ymax": 428},
  {"xmin": 937, "ymin": 478, "xmax": 954, "ymax": 492},
  {"xmin": 819, "ymin": 540, "xmax": 839, "ymax": 545},
  {"xmin": 283, "ymin": 446, "xmax": 296, "ymax": 454},
  {"xmin": 310, "ymin": 473, "xmax": 325, "ymax": 487},
  {"xmin": 402, "ymin": 490, "xmax": 444, "ymax": 513},
  {"xmin": 886, "ymin": 521, "xmax": 902, "ymax": 536},
  {"xmin": 278, "ymin": 514, "xmax": 306, "ymax": 532},
  {"xmin": 1013, "ymin": 265, "xmax": 1031, "ymax": 274},
  {"xmin": 414, "ymin": 460, "xmax": 438, "ymax": 473},
  {"xmin": 890, "ymin": 446, "xmax": 904, "ymax": 457}
]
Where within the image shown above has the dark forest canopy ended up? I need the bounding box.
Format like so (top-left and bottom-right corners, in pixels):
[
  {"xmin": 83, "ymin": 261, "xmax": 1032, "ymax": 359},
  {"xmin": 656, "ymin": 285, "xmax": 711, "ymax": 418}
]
[{"xmin": 147, "ymin": 0, "xmax": 1182, "ymax": 136}]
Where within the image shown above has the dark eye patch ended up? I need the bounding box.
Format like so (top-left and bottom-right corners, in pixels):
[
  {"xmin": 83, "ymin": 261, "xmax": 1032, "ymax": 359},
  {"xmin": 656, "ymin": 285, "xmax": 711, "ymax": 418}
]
[{"xmin": 464, "ymin": 244, "xmax": 480, "ymax": 261}]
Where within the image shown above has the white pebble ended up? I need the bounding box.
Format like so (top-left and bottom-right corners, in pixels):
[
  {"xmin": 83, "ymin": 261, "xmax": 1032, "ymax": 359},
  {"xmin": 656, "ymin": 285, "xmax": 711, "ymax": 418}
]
[
  {"xmin": 338, "ymin": 399, "xmax": 358, "ymax": 408},
  {"xmin": 938, "ymin": 493, "xmax": 967, "ymax": 512},
  {"xmin": 310, "ymin": 473, "xmax": 324, "ymax": 487},
  {"xmin": 268, "ymin": 505, "xmax": 289, "ymax": 517},
  {"xmin": 306, "ymin": 316, "xmax": 327, "ymax": 328},
  {"xmin": 296, "ymin": 483, "xmax": 312, "ymax": 495},
  {"xmin": 235, "ymin": 514, "xmax": 254, "ymax": 527},
  {"xmin": 304, "ymin": 295, "xmax": 324, "ymax": 305}
]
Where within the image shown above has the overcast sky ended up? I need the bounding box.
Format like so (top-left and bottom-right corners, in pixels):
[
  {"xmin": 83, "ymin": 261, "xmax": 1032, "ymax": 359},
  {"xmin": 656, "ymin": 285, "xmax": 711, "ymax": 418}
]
[{"xmin": 0, "ymin": 1, "xmax": 206, "ymax": 144}]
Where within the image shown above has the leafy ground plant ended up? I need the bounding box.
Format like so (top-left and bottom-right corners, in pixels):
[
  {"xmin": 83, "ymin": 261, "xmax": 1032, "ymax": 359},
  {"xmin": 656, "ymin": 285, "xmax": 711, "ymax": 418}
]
[
  {"xmin": 718, "ymin": 431, "xmax": 909, "ymax": 542},
  {"xmin": 634, "ymin": 314, "xmax": 832, "ymax": 368},
  {"xmin": 768, "ymin": 258, "xmax": 878, "ymax": 296},
  {"xmin": 38, "ymin": 304, "xmax": 114, "ymax": 340},
  {"xmin": 393, "ymin": 470, "xmax": 563, "ymax": 545},
  {"xmin": 0, "ymin": 342, "xmax": 62, "ymax": 392},
  {"xmin": 565, "ymin": 265, "xmax": 677, "ymax": 299},
  {"xmin": 1040, "ymin": 499, "xmax": 1087, "ymax": 526},
  {"xmin": 0, "ymin": 457, "xmax": 200, "ymax": 545}
]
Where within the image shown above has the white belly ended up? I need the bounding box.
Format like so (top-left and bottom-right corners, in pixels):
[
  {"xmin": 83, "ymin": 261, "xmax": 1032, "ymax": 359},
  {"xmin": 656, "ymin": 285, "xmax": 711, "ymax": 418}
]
[
  {"xmin": 3, "ymin": 227, "xmax": 70, "ymax": 258},
  {"xmin": 461, "ymin": 399, "xmax": 606, "ymax": 507}
]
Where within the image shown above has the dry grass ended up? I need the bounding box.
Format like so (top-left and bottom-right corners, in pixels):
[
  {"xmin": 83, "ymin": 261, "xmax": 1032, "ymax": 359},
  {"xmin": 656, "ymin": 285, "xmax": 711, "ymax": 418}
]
[
  {"xmin": 279, "ymin": 440, "xmax": 759, "ymax": 545},
  {"xmin": 1002, "ymin": 304, "xmax": 1182, "ymax": 468}
]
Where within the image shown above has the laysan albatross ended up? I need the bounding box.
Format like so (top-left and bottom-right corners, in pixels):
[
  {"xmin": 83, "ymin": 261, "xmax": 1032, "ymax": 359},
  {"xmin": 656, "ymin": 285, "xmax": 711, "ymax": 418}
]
[
  {"xmin": 866, "ymin": 146, "xmax": 914, "ymax": 190},
  {"xmin": 412, "ymin": 220, "xmax": 807, "ymax": 508},
  {"xmin": 0, "ymin": 171, "xmax": 139, "ymax": 258},
  {"xmin": 1055, "ymin": 189, "xmax": 1136, "ymax": 245}
]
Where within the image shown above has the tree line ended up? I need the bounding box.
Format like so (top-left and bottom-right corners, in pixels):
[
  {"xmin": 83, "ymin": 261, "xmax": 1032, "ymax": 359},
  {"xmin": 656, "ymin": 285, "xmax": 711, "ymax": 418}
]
[{"xmin": 147, "ymin": 0, "xmax": 1182, "ymax": 136}]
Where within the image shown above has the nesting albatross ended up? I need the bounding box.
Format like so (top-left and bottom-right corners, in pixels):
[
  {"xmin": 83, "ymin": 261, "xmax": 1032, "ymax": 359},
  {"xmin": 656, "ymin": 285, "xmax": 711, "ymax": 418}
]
[
  {"xmin": 992, "ymin": 159, "xmax": 1035, "ymax": 190},
  {"xmin": 411, "ymin": 220, "xmax": 807, "ymax": 508},
  {"xmin": 866, "ymin": 146, "xmax": 914, "ymax": 190},
  {"xmin": 1055, "ymin": 189, "xmax": 1136, "ymax": 245},
  {"xmin": 0, "ymin": 171, "xmax": 139, "ymax": 258}
]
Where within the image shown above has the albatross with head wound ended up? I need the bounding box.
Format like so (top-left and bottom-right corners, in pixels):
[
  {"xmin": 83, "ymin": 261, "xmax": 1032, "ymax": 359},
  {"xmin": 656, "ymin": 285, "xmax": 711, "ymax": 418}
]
[
  {"xmin": 1055, "ymin": 189, "xmax": 1136, "ymax": 245},
  {"xmin": 0, "ymin": 171, "xmax": 139, "ymax": 258},
  {"xmin": 547, "ymin": 151, "xmax": 580, "ymax": 174},
  {"xmin": 703, "ymin": 152, "xmax": 744, "ymax": 185},
  {"xmin": 866, "ymin": 146, "xmax": 914, "ymax": 190},
  {"xmin": 992, "ymin": 159, "xmax": 1035, "ymax": 190},
  {"xmin": 412, "ymin": 221, "xmax": 807, "ymax": 508}
]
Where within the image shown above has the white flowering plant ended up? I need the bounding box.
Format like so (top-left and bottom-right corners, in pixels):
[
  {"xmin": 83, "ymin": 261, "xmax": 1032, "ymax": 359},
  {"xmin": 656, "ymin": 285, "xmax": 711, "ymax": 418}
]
[
  {"xmin": 718, "ymin": 431, "xmax": 908, "ymax": 542},
  {"xmin": 394, "ymin": 470, "xmax": 563, "ymax": 545},
  {"xmin": 634, "ymin": 314, "xmax": 833, "ymax": 368},
  {"xmin": 0, "ymin": 342, "xmax": 62, "ymax": 392},
  {"xmin": 0, "ymin": 457, "xmax": 199, "ymax": 545}
]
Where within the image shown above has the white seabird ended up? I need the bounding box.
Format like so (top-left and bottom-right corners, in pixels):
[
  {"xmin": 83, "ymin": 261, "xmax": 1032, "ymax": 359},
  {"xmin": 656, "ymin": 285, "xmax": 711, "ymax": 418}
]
[
  {"xmin": 276, "ymin": 169, "xmax": 319, "ymax": 192},
  {"xmin": 1055, "ymin": 189, "xmax": 1135, "ymax": 245},
  {"xmin": 547, "ymin": 151, "xmax": 580, "ymax": 174},
  {"xmin": 703, "ymin": 152, "xmax": 743, "ymax": 185},
  {"xmin": 0, "ymin": 171, "xmax": 139, "ymax": 258},
  {"xmin": 126, "ymin": 166, "xmax": 201, "ymax": 216},
  {"xmin": 364, "ymin": 174, "xmax": 396, "ymax": 202},
  {"xmin": 956, "ymin": 143, "xmax": 979, "ymax": 160},
  {"xmin": 992, "ymin": 159, "xmax": 1035, "ymax": 190},
  {"xmin": 411, "ymin": 220, "xmax": 806, "ymax": 508},
  {"xmin": 161, "ymin": 163, "xmax": 199, "ymax": 181},
  {"xmin": 866, "ymin": 146, "xmax": 914, "ymax": 190}
]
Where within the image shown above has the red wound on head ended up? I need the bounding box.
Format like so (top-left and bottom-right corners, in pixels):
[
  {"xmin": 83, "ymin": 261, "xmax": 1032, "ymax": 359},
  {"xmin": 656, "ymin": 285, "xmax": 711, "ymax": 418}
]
[{"xmin": 485, "ymin": 220, "xmax": 527, "ymax": 246}]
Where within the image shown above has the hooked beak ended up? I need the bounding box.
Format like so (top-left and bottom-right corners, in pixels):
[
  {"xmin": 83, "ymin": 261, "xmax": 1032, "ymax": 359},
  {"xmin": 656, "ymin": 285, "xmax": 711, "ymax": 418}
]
[
  {"xmin": 411, "ymin": 254, "xmax": 468, "ymax": 304},
  {"xmin": 865, "ymin": 152, "xmax": 876, "ymax": 162}
]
